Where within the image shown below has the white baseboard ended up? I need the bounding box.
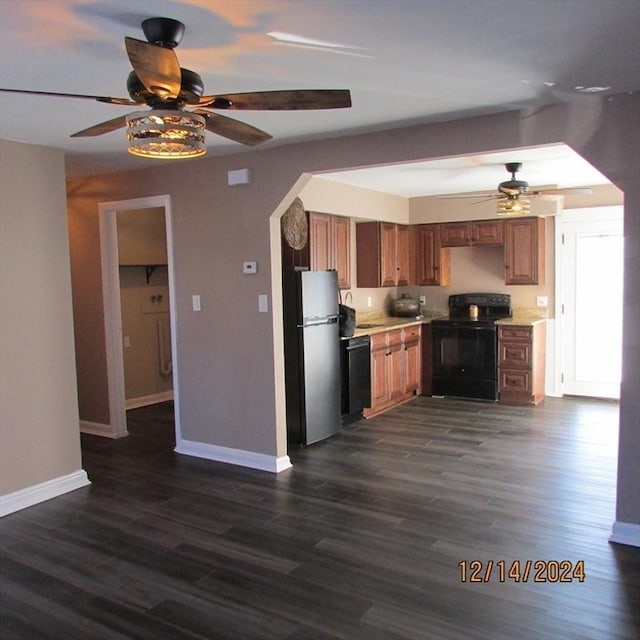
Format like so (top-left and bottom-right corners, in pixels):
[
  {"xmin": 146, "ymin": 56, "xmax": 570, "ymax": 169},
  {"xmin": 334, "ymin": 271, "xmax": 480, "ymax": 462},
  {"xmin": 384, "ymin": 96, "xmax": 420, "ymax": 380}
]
[
  {"xmin": 80, "ymin": 420, "xmax": 126, "ymax": 439},
  {"xmin": 0, "ymin": 470, "xmax": 90, "ymax": 517},
  {"xmin": 126, "ymin": 390, "xmax": 174, "ymax": 410},
  {"xmin": 609, "ymin": 521, "xmax": 640, "ymax": 547},
  {"xmin": 175, "ymin": 438, "xmax": 292, "ymax": 474}
]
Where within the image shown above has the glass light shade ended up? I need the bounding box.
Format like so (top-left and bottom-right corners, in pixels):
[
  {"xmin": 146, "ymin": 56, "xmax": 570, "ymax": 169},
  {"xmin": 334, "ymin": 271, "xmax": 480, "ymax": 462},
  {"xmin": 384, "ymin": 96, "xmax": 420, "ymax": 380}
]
[
  {"xmin": 497, "ymin": 197, "xmax": 530, "ymax": 216},
  {"xmin": 126, "ymin": 110, "xmax": 206, "ymax": 159}
]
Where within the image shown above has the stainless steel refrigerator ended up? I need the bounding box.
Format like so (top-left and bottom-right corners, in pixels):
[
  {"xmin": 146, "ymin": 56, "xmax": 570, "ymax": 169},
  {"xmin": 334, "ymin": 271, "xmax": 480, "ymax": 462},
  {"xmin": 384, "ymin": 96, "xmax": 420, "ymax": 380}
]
[{"xmin": 283, "ymin": 270, "xmax": 341, "ymax": 445}]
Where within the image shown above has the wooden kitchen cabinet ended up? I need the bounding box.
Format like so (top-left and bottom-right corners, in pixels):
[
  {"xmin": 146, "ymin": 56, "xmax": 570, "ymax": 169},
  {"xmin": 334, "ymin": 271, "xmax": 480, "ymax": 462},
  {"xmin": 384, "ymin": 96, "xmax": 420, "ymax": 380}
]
[
  {"xmin": 415, "ymin": 224, "xmax": 450, "ymax": 286},
  {"xmin": 402, "ymin": 325, "xmax": 422, "ymax": 394},
  {"xmin": 504, "ymin": 217, "xmax": 545, "ymax": 285},
  {"xmin": 309, "ymin": 212, "xmax": 351, "ymax": 289},
  {"xmin": 395, "ymin": 223, "xmax": 411, "ymax": 286},
  {"xmin": 441, "ymin": 221, "xmax": 472, "ymax": 247},
  {"xmin": 498, "ymin": 322, "xmax": 546, "ymax": 405},
  {"xmin": 332, "ymin": 216, "xmax": 351, "ymax": 289},
  {"xmin": 441, "ymin": 220, "xmax": 504, "ymax": 247},
  {"xmin": 356, "ymin": 222, "xmax": 411, "ymax": 288},
  {"xmin": 309, "ymin": 212, "xmax": 332, "ymax": 270},
  {"xmin": 364, "ymin": 325, "xmax": 421, "ymax": 418},
  {"xmin": 472, "ymin": 219, "xmax": 503, "ymax": 245}
]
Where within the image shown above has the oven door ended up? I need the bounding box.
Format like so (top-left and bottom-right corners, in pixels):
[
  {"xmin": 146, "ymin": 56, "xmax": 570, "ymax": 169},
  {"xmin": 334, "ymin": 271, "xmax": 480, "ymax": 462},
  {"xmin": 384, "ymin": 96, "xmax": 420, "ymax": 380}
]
[{"xmin": 431, "ymin": 322, "xmax": 498, "ymax": 400}]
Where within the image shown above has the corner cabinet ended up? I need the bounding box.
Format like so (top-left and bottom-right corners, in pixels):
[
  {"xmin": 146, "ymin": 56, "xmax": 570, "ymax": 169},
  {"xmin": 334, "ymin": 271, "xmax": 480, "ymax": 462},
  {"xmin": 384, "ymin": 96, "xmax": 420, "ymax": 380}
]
[
  {"xmin": 498, "ymin": 323, "xmax": 546, "ymax": 405},
  {"xmin": 309, "ymin": 212, "xmax": 351, "ymax": 289},
  {"xmin": 503, "ymin": 217, "xmax": 545, "ymax": 285},
  {"xmin": 356, "ymin": 222, "xmax": 411, "ymax": 288},
  {"xmin": 415, "ymin": 224, "xmax": 450, "ymax": 286},
  {"xmin": 364, "ymin": 325, "xmax": 421, "ymax": 418}
]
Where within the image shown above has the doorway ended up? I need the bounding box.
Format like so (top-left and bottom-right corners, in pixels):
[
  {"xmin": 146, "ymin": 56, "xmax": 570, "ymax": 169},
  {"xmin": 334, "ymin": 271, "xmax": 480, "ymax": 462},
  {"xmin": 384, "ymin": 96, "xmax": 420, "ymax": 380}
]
[
  {"xmin": 99, "ymin": 195, "xmax": 181, "ymax": 441},
  {"xmin": 116, "ymin": 207, "xmax": 174, "ymax": 410},
  {"xmin": 558, "ymin": 206, "xmax": 623, "ymax": 399}
]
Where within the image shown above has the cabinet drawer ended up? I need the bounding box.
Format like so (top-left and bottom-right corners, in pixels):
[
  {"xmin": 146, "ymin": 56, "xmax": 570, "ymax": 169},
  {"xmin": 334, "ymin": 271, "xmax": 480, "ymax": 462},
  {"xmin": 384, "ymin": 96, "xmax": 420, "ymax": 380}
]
[
  {"xmin": 402, "ymin": 325, "xmax": 421, "ymax": 343},
  {"xmin": 370, "ymin": 332, "xmax": 388, "ymax": 351},
  {"xmin": 499, "ymin": 326, "xmax": 532, "ymax": 341},
  {"xmin": 387, "ymin": 329, "xmax": 403, "ymax": 347},
  {"xmin": 500, "ymin": 369, "xmax": 531, "ymax": 393},
  {"xmin": 499, "ymin": 342, "xmax": 532, "ymax": 367}
]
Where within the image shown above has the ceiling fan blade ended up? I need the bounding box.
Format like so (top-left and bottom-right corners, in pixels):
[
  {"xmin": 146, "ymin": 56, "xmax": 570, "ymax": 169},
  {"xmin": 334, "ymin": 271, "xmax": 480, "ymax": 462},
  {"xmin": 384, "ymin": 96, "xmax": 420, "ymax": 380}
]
[
  {"xmin": 197, "ymin": 89, "xmax": 352, "ymax": 110},
  {"xmin": 472, "ymin": 196, "xmax": 500, "ymax": 205},
  {"xmin": 532, "ymin": 188, "xmax": 593, "ymax": 196},
  {"xmin": 194, "ymin": 110, "xmax": 272, "ymax": 146},
  {"xmin": 437, "ymin": 193, "xmax": 496, "ymax": 199},
  {"xmin": 0, "ymin": 87, "xmax": 135, "ymax": 106},
  {"xmin": 70, "ymin": 115, "xmax": 128, "ymax": 138},
  {"xmin": 125, "ymin": 37, "xmax": 181, "ymax": 100}
]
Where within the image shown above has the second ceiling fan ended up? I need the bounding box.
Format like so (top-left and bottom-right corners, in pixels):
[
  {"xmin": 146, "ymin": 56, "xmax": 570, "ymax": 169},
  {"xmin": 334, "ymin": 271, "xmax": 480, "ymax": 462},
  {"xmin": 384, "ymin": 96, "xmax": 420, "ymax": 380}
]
[{"xmin": 439, "ymin": 162, "xmax": 592, "ymax": 213}]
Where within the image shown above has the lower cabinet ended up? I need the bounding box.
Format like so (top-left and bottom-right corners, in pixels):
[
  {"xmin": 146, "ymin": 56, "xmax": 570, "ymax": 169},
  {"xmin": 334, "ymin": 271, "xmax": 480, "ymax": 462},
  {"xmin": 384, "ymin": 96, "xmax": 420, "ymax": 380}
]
[
  {"xmin": 498, "ymin": 323, "xmax": 546, "ymax": 405},
  {"xmin": 364, "ymin": 325, "xmax": 421, "ymax": 418}
]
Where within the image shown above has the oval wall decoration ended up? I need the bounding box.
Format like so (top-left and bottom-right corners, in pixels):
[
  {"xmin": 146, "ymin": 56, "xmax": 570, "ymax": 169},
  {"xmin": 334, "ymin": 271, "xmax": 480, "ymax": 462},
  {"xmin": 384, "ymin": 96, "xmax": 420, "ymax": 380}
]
[{"xmin": 282, "ymin": 197, "xmax": 308, "ymax": 250}]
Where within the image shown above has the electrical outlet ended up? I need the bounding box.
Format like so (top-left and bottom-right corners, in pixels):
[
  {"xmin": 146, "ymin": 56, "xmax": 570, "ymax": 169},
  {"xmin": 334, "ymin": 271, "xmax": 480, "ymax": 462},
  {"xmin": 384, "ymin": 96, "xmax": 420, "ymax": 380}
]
[
  {"xmin": 367, "ymin": 296, "xmax": 373, "ymax": 308},
  {"xmin": 419, "ymin": 295, "xmax": 426, "ymax": 305},
  {"xmin": 536, "ymin": 296, "xmax": 549, "ymax": 308}
]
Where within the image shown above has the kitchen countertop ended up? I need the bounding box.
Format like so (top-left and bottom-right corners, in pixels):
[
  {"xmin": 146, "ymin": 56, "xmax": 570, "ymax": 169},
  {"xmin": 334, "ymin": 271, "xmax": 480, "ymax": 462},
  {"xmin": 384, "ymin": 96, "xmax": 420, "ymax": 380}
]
[
  {"xmin": 345, "ymin": 308, "xmax": 547, "ymax": 338},
  {"xmin": 495, "ymin": 309, "xmax": 548, "ymax": 326},
  {"xmin": 350, "ymin": 314, "xmax": 442, "ymax": 338}
]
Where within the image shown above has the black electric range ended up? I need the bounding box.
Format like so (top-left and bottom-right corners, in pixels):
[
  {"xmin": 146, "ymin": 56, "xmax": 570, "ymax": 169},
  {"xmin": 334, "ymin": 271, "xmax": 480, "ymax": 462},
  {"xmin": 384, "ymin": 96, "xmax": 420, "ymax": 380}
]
[{"xmin": 431, "ymin": 293, "xmax": 512, "ymax": 400}]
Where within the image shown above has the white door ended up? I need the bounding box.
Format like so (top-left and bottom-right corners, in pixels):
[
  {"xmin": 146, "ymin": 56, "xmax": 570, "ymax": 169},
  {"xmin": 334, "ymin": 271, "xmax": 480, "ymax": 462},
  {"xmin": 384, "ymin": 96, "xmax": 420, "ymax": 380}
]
[{"xmin": 560, "ymin": 207, "xmax": 623, "ymax": 399}]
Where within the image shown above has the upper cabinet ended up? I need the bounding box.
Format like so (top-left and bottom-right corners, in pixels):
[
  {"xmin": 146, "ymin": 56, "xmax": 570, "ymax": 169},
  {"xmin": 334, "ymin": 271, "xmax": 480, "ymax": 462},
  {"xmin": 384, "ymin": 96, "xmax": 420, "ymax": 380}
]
[
  {"xmin": 415, "ymin": 224, "xmax": 450, "ymax": 286},
  {"xmin": 356, "ymin": 222, "xmax": 411, "ymax": 288},
  {"xmin": 309, "ymin": 212, "xmax": 351, "ymax": 289},
  {"xmin": 441, "ymin": 220, "xmax": 503, "ymax": 247},
  {"xmin": 503, "ymin": 217, "xmax": 545, "ymax": 285}
]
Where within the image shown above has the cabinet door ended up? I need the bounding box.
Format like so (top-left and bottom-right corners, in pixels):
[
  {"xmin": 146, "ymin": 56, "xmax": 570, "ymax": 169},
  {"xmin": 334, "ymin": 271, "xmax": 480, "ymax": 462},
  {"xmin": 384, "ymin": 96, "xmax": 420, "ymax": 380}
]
[
  {"xmin": 404, "ymin": 340, "xmax": 421, "ymax": 393},
  {"xmin": 380, "ymin": 222, "xmax": 397, "ymax": 287},
  {"xmin": 388, "ymin": 343, "xmax": 404, "ymax": 401},
  {"xmin": 332, "ymin": 216, "xmax": 351, "ymax": 290},
  {"xmin": 472, "ymin": 220, "xmax": 503, "ymax": 246},
  {"xmin": 395, "ymin": 224, "xmax": 410, "ymax": 285},
  {"xmin": 441, "ymin": 222, "xmax": 471, "ymax": 247},
  {"xmin": 309, "ymin": 212, "xmax": 332, "ymax": 272},
  {"xmin": 370, "ymin": 346, "xmax": 390, "ymax": 409},
  {"xmin": 504, "ymin": 217, "xmax": 545, "ymax": 285},
  {"xmin": 416, "ymin": 224, "xmax": 450, "ymax": 286}
]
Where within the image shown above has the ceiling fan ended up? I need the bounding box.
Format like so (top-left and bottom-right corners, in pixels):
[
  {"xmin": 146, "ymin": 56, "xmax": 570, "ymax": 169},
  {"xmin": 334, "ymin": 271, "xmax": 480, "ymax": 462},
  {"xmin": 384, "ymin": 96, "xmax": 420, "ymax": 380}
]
[
  {"xmin": 439, "ymin": 162, "xmax": 593, "ymax": 214},
  {"xmin": 0, "ymin": 17, "xmax": 352, "ymax": 158}
]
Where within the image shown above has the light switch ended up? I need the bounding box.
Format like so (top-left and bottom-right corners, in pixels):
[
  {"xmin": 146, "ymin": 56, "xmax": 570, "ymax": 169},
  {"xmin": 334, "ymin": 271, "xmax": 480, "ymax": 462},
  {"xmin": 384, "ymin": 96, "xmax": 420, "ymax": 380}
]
[
  {"xmin": 123, "ymin": 336, "xmax": 131, "ymax": 348},
  {"xmin": 192, "ymin": 295, "xmax": 201, "ymax": 311},
  {"xmin": 243, "ymin": 261, "xmax": 258, "ymax": 274},
  {"xmin": 258, "ymin": 294, "xmax": 268, "ymax": 312}
]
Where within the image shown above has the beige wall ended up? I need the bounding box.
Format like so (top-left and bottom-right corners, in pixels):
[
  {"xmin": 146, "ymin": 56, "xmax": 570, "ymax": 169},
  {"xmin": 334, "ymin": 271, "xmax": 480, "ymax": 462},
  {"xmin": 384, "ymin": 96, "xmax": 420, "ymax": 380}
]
[
  {"xmin": 299, "ymin": 176, "xmax": 409, "ymax": 313},
  {"xmin": 0, "ymin": 140, "xmax": 84, "ymax": 495},
  {"xmin": 117, "ymin": 207, "xmax": 167, "ymax": 265},
  {"xmin": 65, "ymin": 93, "xmax": 638, "ymax": 527}
]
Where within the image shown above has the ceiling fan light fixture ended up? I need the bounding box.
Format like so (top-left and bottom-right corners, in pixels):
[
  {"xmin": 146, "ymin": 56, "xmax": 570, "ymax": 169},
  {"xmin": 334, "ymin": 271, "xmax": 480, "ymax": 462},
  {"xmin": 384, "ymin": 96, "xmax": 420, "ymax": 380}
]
[
  {"xmin": 126, "ymin": 110, "xmax": 206, "ymax": 159},
  {"xmin": 497, "ymin": 196, "xmax": 530, "ymax": 216}
]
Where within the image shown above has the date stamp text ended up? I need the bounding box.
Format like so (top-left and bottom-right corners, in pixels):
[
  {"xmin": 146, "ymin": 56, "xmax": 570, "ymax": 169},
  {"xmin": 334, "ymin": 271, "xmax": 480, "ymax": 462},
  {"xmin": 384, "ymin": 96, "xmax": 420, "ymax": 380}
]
[{"xmin": 458, "ymin": 559, "xmax": 586, "ymax": 583}]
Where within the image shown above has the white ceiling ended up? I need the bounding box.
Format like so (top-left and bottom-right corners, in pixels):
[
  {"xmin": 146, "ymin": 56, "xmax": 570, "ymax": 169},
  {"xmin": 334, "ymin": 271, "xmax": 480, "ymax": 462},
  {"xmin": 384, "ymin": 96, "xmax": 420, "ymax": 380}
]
[
  {"xmin": 319, "ymin": 144, "xmax": 611, "ymax": 198},
  {"xmin": 1, "ymin": 0, "xmax": 638, "ymax": 185}
]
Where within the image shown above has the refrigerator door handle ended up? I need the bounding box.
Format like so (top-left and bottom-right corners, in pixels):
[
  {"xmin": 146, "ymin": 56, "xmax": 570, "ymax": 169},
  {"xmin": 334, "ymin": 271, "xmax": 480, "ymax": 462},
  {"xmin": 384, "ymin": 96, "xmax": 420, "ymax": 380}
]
[{"xmin": 299, "ymin": 316, "xmax": 338, "ymax": 328}]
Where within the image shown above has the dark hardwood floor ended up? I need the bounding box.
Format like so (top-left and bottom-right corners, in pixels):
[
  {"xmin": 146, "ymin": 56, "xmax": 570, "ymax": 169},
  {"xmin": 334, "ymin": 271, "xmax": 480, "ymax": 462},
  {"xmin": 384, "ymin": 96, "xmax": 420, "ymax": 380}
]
[{"xmin": 1, "ymin": 396, "xmax": 638, "ymax": 639}]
